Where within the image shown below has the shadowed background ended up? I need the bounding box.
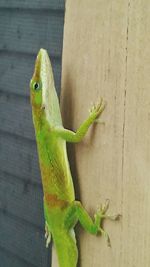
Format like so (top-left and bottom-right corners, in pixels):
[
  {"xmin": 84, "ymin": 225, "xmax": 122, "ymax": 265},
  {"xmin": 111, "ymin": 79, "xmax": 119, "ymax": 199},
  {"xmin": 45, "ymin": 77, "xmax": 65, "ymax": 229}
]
[{"xmin": 0, "ymin": 1, "xmax": 65, "ymax": 266}]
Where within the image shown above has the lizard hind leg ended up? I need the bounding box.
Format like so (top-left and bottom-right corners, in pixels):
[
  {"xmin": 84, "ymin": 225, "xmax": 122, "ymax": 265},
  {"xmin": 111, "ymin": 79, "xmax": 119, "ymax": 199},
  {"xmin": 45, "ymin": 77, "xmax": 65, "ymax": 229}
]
[{"xmin": 64, "ymin": 200, "xmax": 120, "ymax": 247}]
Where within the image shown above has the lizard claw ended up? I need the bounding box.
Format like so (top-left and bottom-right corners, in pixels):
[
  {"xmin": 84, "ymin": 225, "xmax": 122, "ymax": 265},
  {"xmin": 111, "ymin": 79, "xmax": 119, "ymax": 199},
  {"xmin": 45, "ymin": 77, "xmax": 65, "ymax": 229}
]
[{"xmin": 89, "ymin": 97, "xmax": 106, "ymax": 120}]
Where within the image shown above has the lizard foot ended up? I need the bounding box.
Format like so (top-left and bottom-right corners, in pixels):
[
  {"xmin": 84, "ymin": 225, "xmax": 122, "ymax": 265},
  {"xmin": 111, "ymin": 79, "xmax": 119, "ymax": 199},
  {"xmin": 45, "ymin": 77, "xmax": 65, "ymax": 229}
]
[
  {"xmin": 94, "ymin": 199, "xmax": 121, "ymax": 247},
  {"xmin": 89, "ymin": 97, "xmax": 106, "ymax": 121}
]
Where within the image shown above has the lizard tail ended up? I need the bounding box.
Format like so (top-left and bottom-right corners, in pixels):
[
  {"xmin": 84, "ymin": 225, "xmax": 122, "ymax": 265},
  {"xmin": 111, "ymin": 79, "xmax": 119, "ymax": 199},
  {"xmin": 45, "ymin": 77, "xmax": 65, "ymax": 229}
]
[{"xmin": 53, "ymin": 229, "xmax": 78, "ymax": 267}]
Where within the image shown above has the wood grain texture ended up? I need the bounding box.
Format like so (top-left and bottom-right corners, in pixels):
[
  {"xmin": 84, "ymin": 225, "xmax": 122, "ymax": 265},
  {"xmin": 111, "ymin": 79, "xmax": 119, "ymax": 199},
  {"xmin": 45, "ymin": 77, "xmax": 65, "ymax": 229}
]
[
  {"xmin": 52, "ymin": 0, "xmax": 150, "ymax": 266},
  {"xmin": 121, "ymin": 1, "xmax": 150, "ymax": 265}
]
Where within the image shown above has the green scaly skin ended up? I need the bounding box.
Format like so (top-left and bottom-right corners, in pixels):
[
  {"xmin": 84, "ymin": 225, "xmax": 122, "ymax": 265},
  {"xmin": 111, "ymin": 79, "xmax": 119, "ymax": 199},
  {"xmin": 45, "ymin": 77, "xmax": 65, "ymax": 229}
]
[{"xmin": 30, "ymin": 49, "xmax": 120, "ymax": 267}]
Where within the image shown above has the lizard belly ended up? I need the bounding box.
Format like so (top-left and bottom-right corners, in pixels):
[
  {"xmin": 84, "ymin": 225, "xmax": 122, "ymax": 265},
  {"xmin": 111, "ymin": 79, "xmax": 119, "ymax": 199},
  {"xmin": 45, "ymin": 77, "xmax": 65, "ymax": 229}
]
[{"xmin": 37, "ymin": 131, "xmax": 75, "ymax": 202}]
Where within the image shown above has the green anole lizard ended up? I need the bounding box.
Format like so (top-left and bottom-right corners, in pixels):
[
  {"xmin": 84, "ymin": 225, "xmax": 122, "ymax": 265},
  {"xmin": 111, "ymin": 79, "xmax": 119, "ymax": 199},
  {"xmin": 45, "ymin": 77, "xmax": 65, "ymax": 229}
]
[{"xmin": 30, "ymin": 49, "xmax": 120, "ymax": 267}]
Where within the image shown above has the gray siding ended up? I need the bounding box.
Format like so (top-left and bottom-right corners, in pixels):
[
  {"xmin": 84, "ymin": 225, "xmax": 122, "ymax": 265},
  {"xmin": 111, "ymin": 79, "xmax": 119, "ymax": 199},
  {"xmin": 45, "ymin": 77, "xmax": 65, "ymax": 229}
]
[
  {"xmin": 0, "ymin": 1, "xmax": 65, "ymax": 266},
  {"xmin": 0, "ymin": 0, "xmax": 65, "ymax": 10}
]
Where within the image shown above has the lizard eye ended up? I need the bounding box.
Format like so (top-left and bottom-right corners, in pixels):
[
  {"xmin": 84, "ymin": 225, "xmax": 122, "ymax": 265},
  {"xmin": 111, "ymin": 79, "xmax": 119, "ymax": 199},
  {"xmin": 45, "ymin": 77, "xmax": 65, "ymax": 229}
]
[
  {"xmin": 30, "ymin": 79, "xmax": 42, "ymax": 92},
  {"xmin": 33, "ymin": 82, "xmax": 40, "ymax": 90}
]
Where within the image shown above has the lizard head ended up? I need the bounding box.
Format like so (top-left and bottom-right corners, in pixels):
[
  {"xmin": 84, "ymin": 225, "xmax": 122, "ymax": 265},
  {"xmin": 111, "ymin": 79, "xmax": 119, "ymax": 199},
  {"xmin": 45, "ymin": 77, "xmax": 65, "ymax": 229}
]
[
  {"xmin": 30, "ymin": 48, "xmax": 62, "ymax": 126},
  {"xmin": 30, "ymin": 49, "xmax": 42, "ymax": 109}
]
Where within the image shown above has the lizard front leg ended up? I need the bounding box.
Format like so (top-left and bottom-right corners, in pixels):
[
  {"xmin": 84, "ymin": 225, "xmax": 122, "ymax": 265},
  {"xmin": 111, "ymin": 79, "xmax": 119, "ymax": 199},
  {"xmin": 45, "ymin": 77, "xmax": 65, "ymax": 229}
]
[{"xmin": 54, "ymin": 98, "xmax": 106, "ymax": 142}]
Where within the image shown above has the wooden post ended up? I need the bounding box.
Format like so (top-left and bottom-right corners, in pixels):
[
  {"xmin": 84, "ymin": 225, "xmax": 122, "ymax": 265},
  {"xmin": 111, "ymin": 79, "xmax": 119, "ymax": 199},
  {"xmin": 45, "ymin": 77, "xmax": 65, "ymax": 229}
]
[{"xmin": 52, "ymin": 1, "xmax": 150, "ymax": 266}]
